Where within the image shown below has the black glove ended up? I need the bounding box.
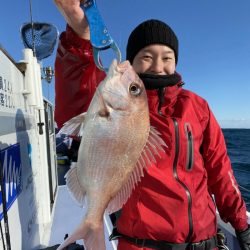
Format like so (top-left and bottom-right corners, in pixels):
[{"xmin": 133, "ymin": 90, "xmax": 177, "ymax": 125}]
[{"xmin": 236, "ymin": 225, "xmax": 250, "ymax": 250}]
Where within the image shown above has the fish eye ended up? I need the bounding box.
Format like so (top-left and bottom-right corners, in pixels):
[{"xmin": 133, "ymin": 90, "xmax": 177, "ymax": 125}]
[{"xmin": 129, "ymin": 83, "xmax": 142, "ymax": 96}]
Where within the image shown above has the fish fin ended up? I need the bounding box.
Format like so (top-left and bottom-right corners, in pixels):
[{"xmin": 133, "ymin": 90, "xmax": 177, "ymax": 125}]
[
  {"xmin": 106, "ymin": 171, "xmax": 137, "ymax": 213},
  {"xmin": 58, "ymin": 112, "xmax": 86, "ymax": 137},
  {"xmin": 106, "ymin": 153, "xmax": 150, "ymax": 213},
  {"xmin": 142, "ymin": 126, "xmax": 167, "ymax": 161},
  {"xmin": 56, "ymin": 219, "xmax": 105, "ymax": 250},
  {"xmin": 106, "ymin": 126, "xmax": 167, "ymax": 213},
  {"xmin": 65, "ymin": 163, "xmax": 86, "ymax": 206}
]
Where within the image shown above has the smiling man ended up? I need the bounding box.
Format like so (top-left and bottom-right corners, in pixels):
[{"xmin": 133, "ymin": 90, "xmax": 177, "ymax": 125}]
[{"xmin": 53, "ymin": 1, "xmax": 249, "ymax": 249}]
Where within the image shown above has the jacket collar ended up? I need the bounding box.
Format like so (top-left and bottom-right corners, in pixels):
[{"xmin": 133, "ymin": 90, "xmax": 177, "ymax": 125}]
[
  {"xmin": 139, "ymin": 72, "xmax": 182, "ymax": 90},
  {"xmin": 146, "ymin": 83, "xmax": 182, "ymax": 116}
]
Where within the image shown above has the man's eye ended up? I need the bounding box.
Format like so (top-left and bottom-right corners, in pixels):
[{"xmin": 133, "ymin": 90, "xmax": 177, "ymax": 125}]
[{"xmin": 142, "ymin": 55, "xmax": 152, "ymax": 60}]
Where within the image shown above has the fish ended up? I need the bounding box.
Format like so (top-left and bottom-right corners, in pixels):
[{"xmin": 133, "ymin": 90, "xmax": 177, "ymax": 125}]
[{"xmin": 57, "ymin": 60, "xmax": 166, "ymax": 250}]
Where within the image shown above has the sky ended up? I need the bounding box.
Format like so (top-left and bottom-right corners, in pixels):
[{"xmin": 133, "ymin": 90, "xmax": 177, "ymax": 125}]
[{"xmin": 1, "ymin": 0, "xmax": 250, "ymax": 128}]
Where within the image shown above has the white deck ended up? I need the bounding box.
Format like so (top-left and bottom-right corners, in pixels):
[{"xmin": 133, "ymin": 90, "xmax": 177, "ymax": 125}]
[{"xmin": 49, "ymin": 185, "xmax": 117, "ymax": 249}]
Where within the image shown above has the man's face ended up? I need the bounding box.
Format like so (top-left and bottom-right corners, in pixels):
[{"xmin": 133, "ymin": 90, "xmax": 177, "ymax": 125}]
[{"xmin": 132, "ymin": 44, "xmax": 176, "ymax": 75}]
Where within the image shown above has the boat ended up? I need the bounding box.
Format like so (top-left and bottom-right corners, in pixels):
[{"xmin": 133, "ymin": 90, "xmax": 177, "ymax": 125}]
[
  {"xmin": 0, "ymin": 28, "xmax": 118, "ymax": 249},
  {"xmin": 0, "ymin": 24, "xmax": 249, "ymax": 250}
]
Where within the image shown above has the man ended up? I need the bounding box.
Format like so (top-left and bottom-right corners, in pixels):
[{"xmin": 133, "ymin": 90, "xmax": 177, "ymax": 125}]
[{"xmin": 53, "ymin": 0, "xmax": 250, "ymax": 249}]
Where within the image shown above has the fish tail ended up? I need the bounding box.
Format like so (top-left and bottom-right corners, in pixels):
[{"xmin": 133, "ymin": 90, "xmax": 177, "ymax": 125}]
[{"xmin": 56, "ymin": 219, "xmax": 105, "ymax": 250}]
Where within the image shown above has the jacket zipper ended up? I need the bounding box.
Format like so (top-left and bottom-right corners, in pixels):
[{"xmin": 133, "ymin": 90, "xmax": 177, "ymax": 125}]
[
  {"xmin": 172, "ymin": 118, "xmax": 193, "ymax": 242},
  {"xmin": 185, "ymin": 123, "xmax": 194, "ymax": 171},
  {"xmin": 157, "ymin": 88, "xmax": 165, "ymax": 115}
]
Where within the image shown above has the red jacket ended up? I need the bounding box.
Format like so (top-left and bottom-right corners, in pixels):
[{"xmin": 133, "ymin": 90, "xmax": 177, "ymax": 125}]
[{"xmin": 55, "ymin": 26, "xmax": 248, "ymax": 248}]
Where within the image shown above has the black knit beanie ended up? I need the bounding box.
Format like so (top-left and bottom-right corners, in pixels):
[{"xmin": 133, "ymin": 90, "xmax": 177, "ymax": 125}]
[{"xmin": 126, "ymin": 19, "xmax": 179, "ymax": 64}]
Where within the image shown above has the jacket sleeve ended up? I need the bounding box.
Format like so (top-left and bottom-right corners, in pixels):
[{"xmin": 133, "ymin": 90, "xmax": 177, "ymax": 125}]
[
  {"xmin": 201, "ymin": 103, "xmax": 248, "ymax": 231},
  {"xmin": 54, "ymin": 25, "xmax": 106, "ymax": 129}
]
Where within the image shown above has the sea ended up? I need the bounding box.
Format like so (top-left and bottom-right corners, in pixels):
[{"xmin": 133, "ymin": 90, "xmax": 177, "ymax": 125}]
[{"xmin": 222, "ymin": 129, "xmax": 250, "ymax": 211}]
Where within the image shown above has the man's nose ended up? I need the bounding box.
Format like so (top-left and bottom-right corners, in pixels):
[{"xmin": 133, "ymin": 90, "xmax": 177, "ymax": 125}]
[{"xmin": 150, "ymin": 59, "xmax": 164, "ymax": 74}]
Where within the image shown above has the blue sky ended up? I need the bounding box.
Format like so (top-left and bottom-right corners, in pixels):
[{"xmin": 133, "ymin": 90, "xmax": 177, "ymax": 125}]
[{"xmin": 1, "ymin": 0, "xmax": 250, "ymax": 128}]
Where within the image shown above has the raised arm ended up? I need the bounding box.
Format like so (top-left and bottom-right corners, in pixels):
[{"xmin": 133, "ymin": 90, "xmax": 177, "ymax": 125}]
[
  {"xmin": 54, "ymin": 0, "xmax": 90, "ymax": 39},
  {"xmin": 53, "ymin": 0, "xmax": 106, "ymax": 128}
]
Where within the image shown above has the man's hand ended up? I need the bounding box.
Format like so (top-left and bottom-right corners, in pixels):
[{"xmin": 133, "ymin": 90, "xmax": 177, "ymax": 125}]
[
  {"xmin": 236, "ymin": 225, "xmax": 250, "ymax": 250},
  {"xmin": 53, "ymin": 0, "xmax": 90, "ymax": 39}
]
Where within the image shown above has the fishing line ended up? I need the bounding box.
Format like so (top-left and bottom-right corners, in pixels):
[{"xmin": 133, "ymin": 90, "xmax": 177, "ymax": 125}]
[
  {"xmin": 28, "ymin": 0, "xmax": 36, "ymax": 57},
  {"xmin": 239, "ymin": 185, "xmax": 250, "ymax": 193}
]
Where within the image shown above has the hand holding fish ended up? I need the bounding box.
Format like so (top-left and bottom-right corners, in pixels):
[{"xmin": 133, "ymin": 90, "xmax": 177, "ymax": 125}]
[{"xmin": 53, "ymin": 0, "xmax": 90, "ymax": 39}]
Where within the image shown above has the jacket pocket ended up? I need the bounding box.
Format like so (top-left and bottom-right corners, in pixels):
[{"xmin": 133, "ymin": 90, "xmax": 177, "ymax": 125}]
[{"xmin": 185, "ymin": 123, "xmax": 194, "ymax": 171}]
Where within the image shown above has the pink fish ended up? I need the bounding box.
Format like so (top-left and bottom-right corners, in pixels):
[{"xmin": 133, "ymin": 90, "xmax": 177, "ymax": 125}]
[{"xmin": 57, "ymin": 60, "xmax": 166, "ymax": 250}]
